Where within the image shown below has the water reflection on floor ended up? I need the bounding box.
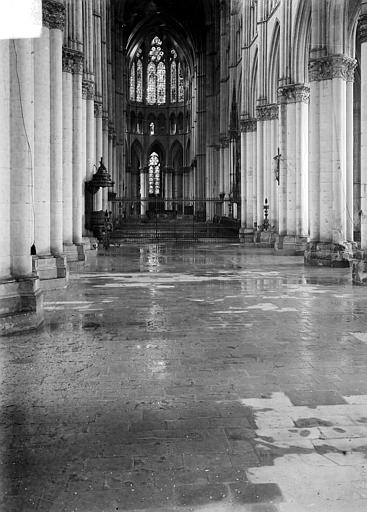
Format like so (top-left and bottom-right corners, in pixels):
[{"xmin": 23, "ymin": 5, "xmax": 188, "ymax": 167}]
[{"xmin": 1, "ymin": 243, "xmax": 367, "ymax": 511}]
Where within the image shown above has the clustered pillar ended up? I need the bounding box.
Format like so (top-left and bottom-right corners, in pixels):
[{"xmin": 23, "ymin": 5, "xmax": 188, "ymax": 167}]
[{"xmin": 305, "ymin": 56, "xmax": 356, "ymax": 266}]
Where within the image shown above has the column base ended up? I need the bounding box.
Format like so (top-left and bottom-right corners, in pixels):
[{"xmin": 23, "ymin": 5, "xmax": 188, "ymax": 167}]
[
  {"xmin": 352, "ymin": 249, "xmax": 367, "ymax": 285},
  {"xmin": 82, "ymin": 237, "xmax": 98, "ymax": 260},
  {"xmin": 63, "ymin": 243, "xmax": 86, "ymax": 262},
  {"xmin": 304, "ymin": 241, "xmax": 354, "ymax": 267},
  {"xmin": 0, "ymin": 276, "xmax": 43, "ymax": 336},
  {"xmin": 32, "ymin": 255, "xmax": 69, "ymax": 291},
  {"xmin": 275, "ymin": 236, "xmax": 308, "ymax": 256},
  {"xmin": 253, "ymin": 231, "xmax": 275, "ymax": 248},
  {"xmin": 239, "ymin": 228, "xmax": 255, "ymax": 244}
]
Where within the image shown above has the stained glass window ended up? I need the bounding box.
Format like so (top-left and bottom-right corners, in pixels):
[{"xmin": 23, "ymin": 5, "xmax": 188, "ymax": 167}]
[
  {"xmin": 170, "ymin": 60, "xmax": 177, "ymax": 103},
  {"xmin": 149, "ymin": 152, "xmax": 160, "ymax": 195},
  {"xmin": 146, "ymin": 36, "xmax": 166, "ymax": 105},
  {"xmin": 136, "ymin": 59, "xmax": 143, "ymax": 102},
  {"xmin": 157, "ymin": 62, "xmax": 166, "ymax": 104},
  {"xmin": 147, "ymin": 62, "xmax": 157, "ymax": 104},
  {"xmin": 129, "ymin": 38, "xmax": 188, "ymax": 107},
  {"xmin": 178, "ymin": 62, "xmax": 184, "ymax": 102},
  {"xmin": 129, "ymin": 62, "xmax": 136, "ymax": 101}
]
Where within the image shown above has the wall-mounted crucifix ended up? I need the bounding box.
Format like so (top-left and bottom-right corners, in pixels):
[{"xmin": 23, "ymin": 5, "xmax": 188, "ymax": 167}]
[{"xmin": 273, "ymin": 147, "xmax": 281, "ymax": 185}]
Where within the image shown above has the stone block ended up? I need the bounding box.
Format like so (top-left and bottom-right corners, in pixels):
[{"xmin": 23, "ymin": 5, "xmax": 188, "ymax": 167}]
[
  {"xmin": 253, "ymin": 231, "xmax": 275, "ymax": 248},
  {"xmin": 304, "ymin": 241, "xmax": 354, "ymax": 267},
  {"xmin": 63, "ymin": 243, "xmax": 85, "ymax": 262},
  {"xmin": 275, "ymin": 235, "xmax": 307, "ymax": 255},
  {"xmin": 352, "ymin": 252, "xmax": 367, "ymax": 285},
  {"xmin": 0, "ymin": 276, "xmax": 43, "ymax": 335},
  {"xmin": 32, "ymin": 255, "xmax": 68, "ymax": 290},
  {"xmin": 239, "ymin": 228, "xmax": 255, "ymax": 244}
]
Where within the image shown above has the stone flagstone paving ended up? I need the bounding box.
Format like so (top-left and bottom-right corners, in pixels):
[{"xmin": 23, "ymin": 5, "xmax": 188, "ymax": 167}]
[{"xmin": 2, "ymin": 243, "xmax": 367, "ymax": 511}]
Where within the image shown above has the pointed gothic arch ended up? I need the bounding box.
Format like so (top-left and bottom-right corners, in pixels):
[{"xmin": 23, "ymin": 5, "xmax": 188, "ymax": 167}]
[
  {"xmin": 250, "ymin": 48, "xmax": 258, "ymax": 118},
  {"xmin": 292, "ymin": 0, "xmax": 311, "ymax": 84},
  {"xmin": 268, "ymin": 20, "xmax": 280, "ymax": 103}
]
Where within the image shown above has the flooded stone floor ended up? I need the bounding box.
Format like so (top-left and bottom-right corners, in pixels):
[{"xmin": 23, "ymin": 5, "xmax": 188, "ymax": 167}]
[{"xmin": 2, "ymin": 243, "xmax": 367, "ymax": 511}]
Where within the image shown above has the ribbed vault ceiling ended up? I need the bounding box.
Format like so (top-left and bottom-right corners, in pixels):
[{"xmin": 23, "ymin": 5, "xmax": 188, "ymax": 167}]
[{"xmin": 113, "ymin": 0, "xmax": 214, "ymax": 63}]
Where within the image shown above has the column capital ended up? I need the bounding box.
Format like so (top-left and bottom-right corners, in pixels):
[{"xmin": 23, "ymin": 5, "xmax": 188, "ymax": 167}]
[
  {"xmin": 219, "ymin": 134, "xmax": 230, "ymax": 148},
  {"xmin": 62, "ymin": 47, "xmax": 74, "ymax": 73},
  {"xmin": 108, "ymin": 125, "xmax": 116, "ymax": 140},
  {"xmin": 62, "ymin": 48, "xmax": 83, "ymax": 75},
  {"xmin": 309, "ymin": 55, "xmax": 357, "ymax": 83},
  {"xmin": 72, "ymin": 51, "xmax": 84, "ymax": 75},
  {"xmin": 102, "ymin": 116, "xmax": 109, "ymax": 131},
  {"xmin": 94, "ymin": 100, "xmax": 103, "ymax": 118},
  {"xmin": 82, "ymin": 78, "xmax": 95, "ymax": 100},
  {"xmin": 278, "ymin": 84, "xmax": 310, "ymax": 104},
  {"xmin": 43, "ymin": 0, "xmax": 65, "ymax": 30},
  {"xmin": 256, "ymin": 103, "xmax": 279, "ymax": 121},
  {"xmin": 240, "ymin": 116, "xmax": 257, "ymax": 133},
  {"xmin": 359, "ymin": 13, "xmax": 367, "ymax": 44}
]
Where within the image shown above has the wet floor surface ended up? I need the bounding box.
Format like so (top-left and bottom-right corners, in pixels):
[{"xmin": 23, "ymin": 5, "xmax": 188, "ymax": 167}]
[{"xmin": 2, "ymin": 243, "xmax": 367, "ymax": 511}]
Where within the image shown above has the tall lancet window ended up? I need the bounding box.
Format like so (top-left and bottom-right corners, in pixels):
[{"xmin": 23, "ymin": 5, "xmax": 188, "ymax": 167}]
[
  {"xmin": 170, "ymin": 50, "xmax": 177, "ymax": 103},
  {"xmin": 136, "ymin": 59, "xmax": 143, "ymax": 102},
  {"xmin": 147, "ymin": 62, "xmax": 157, "ymax": 104},
  {"xmin": 147, "ymin": 36, "xmax": 165, "ymax": 105},
  {"xmin": 178, "ymin": 62, "xmax": 184, "ymax": 102},
  {"xmin": 148, "ymin": 152, "xmax": 161, "ymax": 195},
  {"xmin": 129, "ymin": 61, "xmax": 136, "ymax": 101},
  {"xmin": 157, "ymin": 62, "xmax": 166, "ymax": 104}
]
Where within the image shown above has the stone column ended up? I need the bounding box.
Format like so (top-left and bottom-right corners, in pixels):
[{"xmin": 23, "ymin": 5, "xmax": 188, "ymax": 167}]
[
  {"xmin": 196, "ymin": 51, "xmax": 206, "ymax": 206},
  {"xmin": 220, "ymin": 137, "xmax": 230, "ymax": 216},
  {"xmin": 72, "ymin": 52, "xmax": 84, "ymax": 244},
  {"xmin": 2, "ymin": 39, "xmax": 43, "ymax": 333},
  {"xmin": 102, "ymin": 115, "xmax": 109, "ymax": 210},
  {"xmin": 360, "ymin": 14, "xmax": 367, "ymax": 249},
  {"xmin": 256, "ymin": 105, "xmax": 278, "ymax": 228},
  {"xmin": 306, "ymin": 55, "xmax": 356, "ymax": 266},
  {"xmin": 277, "ymin": 85, "xmax": 309, "ymax": 249},
  {"xmin": 346, "ymin": 75, "xmax": 354, "ymax": 242},
  {"xmin": 0, "ymin": 41, "xmax": 11, "ymax": 279},
  {"xmin": 270, "ymin": 118, "xmax": 279, "ymax": 230},
  {"xmin": 49, "ymin": 4, "xmax": 65, "ymax": 255},
  {"xmin": 34, "ymin": 25, "xmax": 51, "ymax": 256},
  {"xmin": 62, "ymin": 48, "xmax": 74, "ymax": 245},
  {"xmin": 239, "ymin": 118, "xmax": 257, "ymax": 240},
  {"xmin": 255, "ymin": 114, "xmax": 264, "ymax": 228},
  {"xmin": 94, "ymin": 101, "xmax": 103, "ymax": 211},
  {"xmin": 94, "ymin": 0, "xmax": 103, "ymax": 212},
  {"xmin": 140, "ymin": 167, "xmax": 148, "ymax": 217},
  {"xmin": 82, "ymin": 88, "xmax": 87, "ymax": 234},
  {"xmin": 10, "ymin": 39, "xmax": 34, "ymax": 277}
]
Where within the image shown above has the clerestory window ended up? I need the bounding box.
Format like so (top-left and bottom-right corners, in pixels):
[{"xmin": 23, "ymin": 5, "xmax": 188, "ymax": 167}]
[{"xmin": 129, "ymin": 37, "xmax": 187, "ymax": 105}]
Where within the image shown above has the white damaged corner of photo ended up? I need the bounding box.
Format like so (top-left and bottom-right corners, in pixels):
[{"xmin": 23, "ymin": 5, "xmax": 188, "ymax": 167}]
[{"xmin": 0, "ymin": 0, "xmax": 42, "ymax": 40}]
